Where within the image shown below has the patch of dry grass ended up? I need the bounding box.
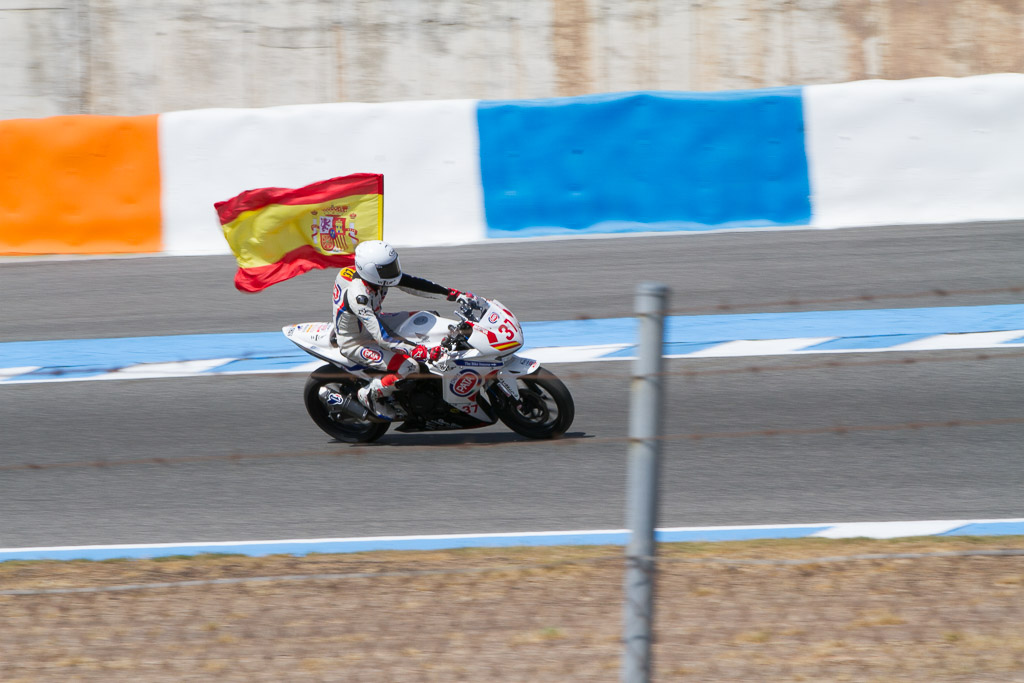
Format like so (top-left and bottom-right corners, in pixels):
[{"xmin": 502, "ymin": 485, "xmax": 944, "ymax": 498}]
[{"xmin": 1, "ymin": 536, "xmax": 1022, "ymax": 681}]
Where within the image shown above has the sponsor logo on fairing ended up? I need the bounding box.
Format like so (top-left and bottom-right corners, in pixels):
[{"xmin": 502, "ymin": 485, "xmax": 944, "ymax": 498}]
[
  {"xmin": 360, "ymin": 348, "xmax": 383, "ymax": 363},
  {"xmin": 450, "ymin": 370, "xmax": 481, "ymax": 397},
  {"xmin": 453, "ymin": 360, "xmax": 503, "ymax": 368},
  {"xmin": 488, "ymin": 312, "xmax": 500, "ymax": 324},
  {"xmin": 303, "ymin": 322, "xmax": 331, "ymax": 334}
]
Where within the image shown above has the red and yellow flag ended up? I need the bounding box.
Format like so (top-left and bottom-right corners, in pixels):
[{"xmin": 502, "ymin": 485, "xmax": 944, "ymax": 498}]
[{"xmin": 216, "ymin": 173, "xmax": 383, "ymax": 292}]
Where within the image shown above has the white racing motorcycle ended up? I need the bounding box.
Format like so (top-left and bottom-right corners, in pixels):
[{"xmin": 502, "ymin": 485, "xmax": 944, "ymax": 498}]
[{"xmin": 283, "ymin": 295, "xmax": 575, "ymax": 443}]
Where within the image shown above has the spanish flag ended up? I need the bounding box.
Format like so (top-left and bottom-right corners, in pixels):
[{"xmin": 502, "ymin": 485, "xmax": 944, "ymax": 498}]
[{"xmin": 216, "ymin": 173, "xmax": 383, "ymax": 292}]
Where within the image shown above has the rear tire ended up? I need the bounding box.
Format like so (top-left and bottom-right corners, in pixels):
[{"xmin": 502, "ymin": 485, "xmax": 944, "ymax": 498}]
[
  {"xmin": 493, "ymin": 367, "xmax": 575, "ymax": 439},
  {"xmin": 303, "ymin": 366, "xmax": 389, "ymax": 443}
]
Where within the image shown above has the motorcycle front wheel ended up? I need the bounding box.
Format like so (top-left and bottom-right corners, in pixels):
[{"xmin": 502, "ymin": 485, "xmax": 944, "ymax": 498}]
[
  {"xmin": 303, "ymin": 366, "xmax": 390, "ymax": 443},
  {"xmin": 492, "ymin": 367, "xmax": 575, "ymax": 439}
]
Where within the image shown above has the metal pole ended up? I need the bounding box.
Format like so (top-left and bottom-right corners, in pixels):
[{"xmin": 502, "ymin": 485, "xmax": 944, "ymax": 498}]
[{"xmin": 622, "ymin": 282, "xmax": 668, "ymax": 683}]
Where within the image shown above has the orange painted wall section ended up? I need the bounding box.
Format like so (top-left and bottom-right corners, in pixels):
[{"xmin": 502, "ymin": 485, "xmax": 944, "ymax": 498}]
[{"xmin": 0, "ymin": 115, "xmax": 161, "ymax": 254}]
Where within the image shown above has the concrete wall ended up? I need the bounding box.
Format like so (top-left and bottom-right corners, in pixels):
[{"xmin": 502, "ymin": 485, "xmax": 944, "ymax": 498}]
[{"xmin": 4, "ymin": 0, "xmax": 1024, "ymax": 119}]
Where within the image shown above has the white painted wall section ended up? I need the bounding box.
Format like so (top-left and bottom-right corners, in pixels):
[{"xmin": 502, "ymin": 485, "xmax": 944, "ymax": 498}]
[
  {"xmin": 805, "ymin": 73, "xmax": 1024, "ymax": 229},
  {"xmin": 159, "ymin": 99, "xmax": 486, "ymax": 254}
]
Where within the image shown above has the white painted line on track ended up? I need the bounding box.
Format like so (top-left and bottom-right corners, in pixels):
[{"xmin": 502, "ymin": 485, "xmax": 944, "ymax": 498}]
[
  {"xmin": 220, "ymin": 360, "xmax": 323, "ymax": 375},
  {"xmin": 0, "ymin": 366, "xmax": 40, "ymax": 381},
  {"xmin": 685, "ymin": 337, "xmax": 837, "ymax": 358},
  {"xmin": 523, "ymin": 344, "xmax": 632, "ymax": 364},
  {"xmin": 96, "ymin": 358, "xmax": 238, "ymax": 380},
  {"xmin": 811, "ymin": 520, "xmax": 969, "ymax": 539},
  {"xmin": 887, "ymin": 330, "xmax": 1024, "ymax": 351}
]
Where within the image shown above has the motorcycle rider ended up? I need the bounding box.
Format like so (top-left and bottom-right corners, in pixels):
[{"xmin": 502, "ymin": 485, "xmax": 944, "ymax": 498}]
[{"xmin": 334, "ymin": 240, "xmax": 473, "ymax": 420}]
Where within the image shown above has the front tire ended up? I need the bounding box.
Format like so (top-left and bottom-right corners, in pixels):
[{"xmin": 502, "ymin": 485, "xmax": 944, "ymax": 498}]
[
  {"xmin": 493, "ymin": 367, "xmax": 575, "ymax": 439},
  {"xmin": 303, "ymin": 366, "xmax": 389, "ymax": 443}
]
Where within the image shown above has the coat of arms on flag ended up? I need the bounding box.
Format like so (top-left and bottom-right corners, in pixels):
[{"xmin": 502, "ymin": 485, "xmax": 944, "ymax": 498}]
[
  {"xmin": 313, "ymin": 211, "xmax": 359, "ymax": 253},
  {"xmin": 215, "ymin": 173, "xmax": 383, "ymax": 292}
]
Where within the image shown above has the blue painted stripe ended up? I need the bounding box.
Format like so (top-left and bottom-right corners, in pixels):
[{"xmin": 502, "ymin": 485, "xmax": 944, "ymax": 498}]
[
  {"xmin": 525, "ymin": 304, "xmax": 1024, "ymax": 348},
  {"xmin": 0, "ymin": 332, "xmax": 292, "ymax": 368},
  {"xmin": 3, "ymin": 520, "xmax": 1020, "ymax": 562},
  {"xmin": 663, "ymin": 304, "xmax": 1024, "ymax": 343},
  {"xmin": 0, "ymin": 533, "xmax": 634, "ymax": 562},
  {"xmin": 523, "ymin": 318, "xmax": 636, "ymax": 348},
  {"xmin": 3, "ymin": 304, "xmax": 1022, "ymax": 375},
  {"xmin": 943, "ymin": 522, "xmax": 1024, "ymax": 536},
  {"xmin": 477, "ymin": 89, "xmax": 811, "ymax": 238}
]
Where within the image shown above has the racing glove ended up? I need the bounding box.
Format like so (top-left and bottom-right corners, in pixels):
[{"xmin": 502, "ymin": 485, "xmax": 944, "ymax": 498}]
[
  {"xmin": 446, "ymin": 288, "xmax": 477, "ymax": 302},
  {"xmin": 411, "ymin": 344, "xmax": 446, "ymax": 362}
]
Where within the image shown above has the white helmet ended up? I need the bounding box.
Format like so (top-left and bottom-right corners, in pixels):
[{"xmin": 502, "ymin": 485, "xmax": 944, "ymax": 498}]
[{"xmin": 354, "ymin": 240, "xmax": 402, "ymax": 287}]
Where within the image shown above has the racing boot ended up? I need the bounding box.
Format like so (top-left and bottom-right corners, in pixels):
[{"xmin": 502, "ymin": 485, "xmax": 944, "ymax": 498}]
[{"xmin": 357, "ymin": 375, "xmax": 398, "ymax": 420}]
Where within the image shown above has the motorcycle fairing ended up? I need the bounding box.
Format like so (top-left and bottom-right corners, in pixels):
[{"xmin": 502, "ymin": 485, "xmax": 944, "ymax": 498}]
[
  {"xmin": 491, "ymin": 355, "xmax": 541, "ymax": 401},
  {"xmin": 282, "ymin": 324, "xmax": 367, "ymax": 372}
]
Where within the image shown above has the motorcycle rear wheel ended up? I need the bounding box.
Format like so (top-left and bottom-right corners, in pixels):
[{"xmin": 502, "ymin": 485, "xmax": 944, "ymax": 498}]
[
  {"xmin": 303, "ymin": 366, "xmax": 390, "ymax": 443},
  {"xmin": 493, "ymin": 367, "xmax": 575, "ymax": 439}
]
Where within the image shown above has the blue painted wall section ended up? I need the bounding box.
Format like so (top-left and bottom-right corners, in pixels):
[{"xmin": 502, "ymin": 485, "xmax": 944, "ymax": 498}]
[{"xmin": 477, "ymin": 88, "xmax": 811, "ymax": 238}]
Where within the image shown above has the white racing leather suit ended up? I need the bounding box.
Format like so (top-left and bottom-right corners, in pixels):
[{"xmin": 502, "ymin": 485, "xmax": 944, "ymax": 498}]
[{"xmin": 332, "ymin": 265, "xmax": 457, "ymax": 378}]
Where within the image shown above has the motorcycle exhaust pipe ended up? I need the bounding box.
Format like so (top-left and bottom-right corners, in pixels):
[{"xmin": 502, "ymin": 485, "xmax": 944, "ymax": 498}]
[{"xmin": 319, "ymin": 387, "xmax": 371, "ymax": 421}]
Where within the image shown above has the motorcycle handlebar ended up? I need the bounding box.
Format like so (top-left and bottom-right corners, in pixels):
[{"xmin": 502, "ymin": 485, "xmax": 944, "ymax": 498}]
[
  {"xmin": 443, "ymin": 321, "xmax": 474, "ymax": 350},
  {"xmin": 455, "ymin": 294, "xmax": 487, "ymax": 322}
]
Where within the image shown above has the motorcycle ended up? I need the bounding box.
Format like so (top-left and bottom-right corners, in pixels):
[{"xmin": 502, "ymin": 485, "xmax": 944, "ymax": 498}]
[{"xmin": 283, "ymin": 295, "xmax": 575, "ymax": 443}]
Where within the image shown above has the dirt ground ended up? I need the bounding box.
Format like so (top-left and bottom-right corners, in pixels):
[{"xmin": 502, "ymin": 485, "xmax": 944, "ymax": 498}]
[{"xmin": 2, "ymin": 536, "xmax": 1023, "ymax": 682}]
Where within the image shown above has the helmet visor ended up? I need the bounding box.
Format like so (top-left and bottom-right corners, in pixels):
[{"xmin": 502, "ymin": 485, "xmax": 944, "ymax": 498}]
[{"xmin": 375, "ymin": 258, "xmax": 401, "ymax": 281}]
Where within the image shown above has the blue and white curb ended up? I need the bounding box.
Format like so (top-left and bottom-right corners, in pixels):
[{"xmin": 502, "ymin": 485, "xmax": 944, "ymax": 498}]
[
  {"xmin": 3, "ymin": 304, "xmax": 1023, "ymax": 385},
  {"xmin": 1, "ymin": 519, "xmax": 1022, "ymax": 562}
]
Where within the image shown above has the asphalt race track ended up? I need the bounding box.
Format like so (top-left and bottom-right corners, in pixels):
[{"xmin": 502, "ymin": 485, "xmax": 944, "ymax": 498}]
[{"xmin": 1, "ymin": 221, "xmax": 1022, "ymax": 548}]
